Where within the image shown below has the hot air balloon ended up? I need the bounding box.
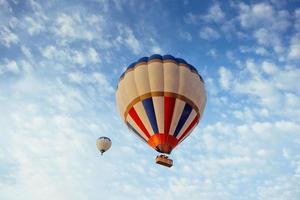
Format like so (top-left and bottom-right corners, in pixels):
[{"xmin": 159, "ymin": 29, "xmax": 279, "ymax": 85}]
[
  {"xmin": 116, "ymin": 54, "xmax": 206, "ymax": 167},
  {"xmin": 96, "ymin": 136, "xmax": 112, "ymax": 155}
]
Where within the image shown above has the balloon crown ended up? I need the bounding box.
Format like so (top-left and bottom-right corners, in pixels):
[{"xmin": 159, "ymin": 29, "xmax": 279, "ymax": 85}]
[{"xmin": 119, "ymin": 54, "xmax": 204, "ymax": 83}]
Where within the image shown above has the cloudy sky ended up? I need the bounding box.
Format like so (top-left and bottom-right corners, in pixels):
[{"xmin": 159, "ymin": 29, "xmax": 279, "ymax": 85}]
[{"xmin": 0, "ymin": 0, "xmax": 300, "ymax": 199}]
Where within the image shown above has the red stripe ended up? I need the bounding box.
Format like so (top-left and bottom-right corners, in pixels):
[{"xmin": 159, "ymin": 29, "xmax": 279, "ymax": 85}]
[
  {"xmin": 128, "ymin": 107, "xmax": 151, "ymax": 139},
  {"xmin": 164, "ymin": 96, "xmax": 176, "ymax": 134},
  {"xmin": 177, "ymin": 115, "xmax": 199, "ymax": 142}
]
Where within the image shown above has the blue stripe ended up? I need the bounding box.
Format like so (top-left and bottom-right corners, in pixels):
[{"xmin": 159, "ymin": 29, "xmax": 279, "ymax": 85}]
[
  {"xmin": 127, "ymin": 123, "xmax": 147, "ymax": 142},
  {"xmin": 138, "ymin": 57, "xmax": 148, "ymax": 63},
  {"xmin": 149, "ymin": 54, "xmax": 162, "ymax": 60},
  {"xmin": 173, "ymin": 103, "xmax": 193, "ymax": 137},
  {"xmin": 142, "ymin": 98, "xmax": 159, "ymax": 133},
  {"xmin": 175, "ymin": 58, "xmax": 187, "ymax": 64},
  {"xmin": 163, "ymin": 54, "xmax": 176, "ymax": 62},
  {"xmin": 127, "ymin": 62, "xmax": 136, "ymax": 69}
]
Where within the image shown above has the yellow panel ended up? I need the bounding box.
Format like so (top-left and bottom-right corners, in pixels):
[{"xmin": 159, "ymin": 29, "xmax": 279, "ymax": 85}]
[
  {"xmin": 152, "ymin": 96, "xmax": 164, "ymax": 133},
  {"xmin": 148, "ymin": 62, "xmax": 164, "ymax": 92},
  {"xmin": 115, "ymin": 89, "xmax": 124, "ymax": 120},
  {"xmin": 198, "ymin": 84, "xmax": 207, "ymax": 116},
  {"xmin": 178, "ymin": 67, "xmax": 205, "ymax": 112},
  {"xmin": 123, "ymin": 70, "xmax": 139, "ymax": 105},
  {"xmin": 117, "ymin": 78, "xmax": 131, "ymax": 116},
  {"xmin": 134, "ymin": 64, "xmax": 151, "ymax": 96},
  {"xmin": 163, "ymin": 62, "xmax": 179, "ymax": 93},
  {"xmin": 169, "ymin": 99, "xmax": 185, "ymax": 136}
]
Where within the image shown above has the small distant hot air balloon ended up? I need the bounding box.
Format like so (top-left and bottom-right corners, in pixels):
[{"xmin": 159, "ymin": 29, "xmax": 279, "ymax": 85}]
[
  {"xmin": 96, "ymin": 137, "xmax": 112, "ymax": 155},
  {"xmin": 116, "ymin": 54, "xmax": 206, "ymax": 167}
]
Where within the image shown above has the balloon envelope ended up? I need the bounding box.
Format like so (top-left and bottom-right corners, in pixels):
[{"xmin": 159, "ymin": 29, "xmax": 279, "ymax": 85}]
[
  {"xmin": 96, "ymin": 136, "xmax": 112, "ymax": 155},
  {"xmin": 116, "ymin": 54, "xmax": 206, "ymax": 154}
]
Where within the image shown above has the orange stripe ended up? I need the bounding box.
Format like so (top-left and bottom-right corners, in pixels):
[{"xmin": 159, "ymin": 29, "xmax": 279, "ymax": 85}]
[
  {"xmin": 147, "ymin": 134, "xmax": 178, "ymax": 151},
  {"xmin": 123, "ymin": 91, "xmax": 199, "ymax": 120}
]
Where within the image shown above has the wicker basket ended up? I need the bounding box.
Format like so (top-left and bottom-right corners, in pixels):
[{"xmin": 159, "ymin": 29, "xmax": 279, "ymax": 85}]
[{"xmin": 155, "ymin": 155, "xmax": 173, "ymax": 167}]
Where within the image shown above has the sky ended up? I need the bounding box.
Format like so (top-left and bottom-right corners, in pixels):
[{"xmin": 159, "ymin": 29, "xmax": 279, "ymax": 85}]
[{"xmin": 0, "ymin": 0, "xmax": 300, "ymax": 199}]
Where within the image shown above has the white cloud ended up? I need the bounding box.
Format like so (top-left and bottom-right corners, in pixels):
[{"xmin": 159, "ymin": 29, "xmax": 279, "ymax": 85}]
[
  {"xmin": 6, "ymin": 60, "xmax": 19, "ymax": 73},
  {"xmin": 199, "ymin": 27, "xmax": 220, "ymax": 40},
  {"xmin": 261, "ymin": 61, "xmax": 278, "ymax": 74},
  {"xmin": 68, "ymin": 71, "xmax": 114, "ymax": 94},
  {"xmin": 288, "ymin": 33, "xmax": 300, "ymax": 60},
  {"xmin": 255, "ymin": 47, "xmax": 268, "ymax": 56},
  {"xmin": 218, "ymin": 66, "xmax": 233, "ymax": 90},
  {"xmin": 238, "ymin": 2, "xmax": 289, "ymax": 31},
  {"xmin": 253, "ymin": 28, "xmax": 284, "ymax": 54},
  {"xmin": 295, "ymin": 8, "xmax": 300, "ymax": 30},
  {"xmin": 207, "ymin": 49, "xmax": 217, "ymax": 57},
  {"xmin": 87, "ymin": 48, "xmax": 100, "ymax": 64},
  {"xmin": 202, "ymin": 3, "xmax": 225, "ymax": 23},
  {"xmin": 179, "ymin": 30, "xmax": 192, "ymax": 41},
  {"xmin": 238, "ymin": 2, "xmax": 290, "ymax": 56},
  {"xmin": 24, "ymin": 16, "xmax": 45, "ymax": 35},
  {"xmin": 52, "ymin": 13, "xmax": 103, "ymax": 43},
  {"xmin": 41, "ymin": 45, "xmax": 100, "ymax": 67},
  {"xmin": 218, "ymin": 59, "xmax": 300, "ymax": 120},
  {"xmin": 53, "ymin": 14, "xmax": 78, "ymax": 39},
  {"xmin": 0, "ymin": 26, "xmax": 19, "ymax": 47},
  {"xmin": 257, "ymin": 176, "xmax": 300, "ymax": 200},
  {"xmin": 123, "ymin": 26, "xmax": 142, "ymax": 55},
  {"xmin": 240, "ymin": 46, "xmax": 269, "ymax": 56},
  {"xmin": 21, "ymin": 45, "xmax": 33, "ymax": 59},
  {"xmin": 184, "ymin": 3, "xmax": 225, "ymax": 25},
  {"xmin": 0, "ymin": 59, "xmax": 20, "ymax": 74}
]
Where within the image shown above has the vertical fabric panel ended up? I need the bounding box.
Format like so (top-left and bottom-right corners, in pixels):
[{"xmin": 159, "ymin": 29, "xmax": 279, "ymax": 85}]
[
  {"xmin": 117, "ymin": 79, "xmax": 130, "ymax": 119},
  {"xmin": 134, "ymin": 64, "xmax": 151, "ymax": 95},
  {"xmin": 173, "ymin": 103, "xmax": 193, "ymax": 137},
  {"xmin": 127, "ymin": 123, "xmax": 147, "ymax": 143},
  {"xmin": 148, "ymin": 61, "xmax": 164, "ymax": 92},
  {"xmin": 152, "ymin": 96, "xmax": 164, "ymax": 133},
  {"xmin": 123, "ymin": 70, "xmax": 139, "ymax": 105},
  {"xmin": 115, "ymin": 89, "xmax": 124, "ymax": 120},
  {"xmin": 128, "ymin": 107, "xmax": 151, "ymax": 138},
  {"xmin": 169, "ymin": 99, "xmax": 186, "ymax": 136},
  {"xmin": 199, "ymin": 83, "xmax": 207, "ymax": 115},
  {"xmin": 126, "ymin": 116, "xmax": 149, "ymax": 141},
  {"xmin": 142, "ymin": 98, "xmax": 159, "ymax": 133},
  {"xmin": 178, "ymin": 116, "xmax": 199, "ymax": 143},
  {"xmin": 163, "ymin": 62, "xmax": 179, "ymax": 93},
  {"xmin": 133, "ymin": 101, "xmax": 154, "ymax": 136},
  {"xmin": 164, "ymin": 96, "xmax": 176, "ymax": 134},
  {"xmin": 178, "ymin": 67, "xmax": 204, "ymax": 112},
  {"xmin": 176, "ymin": 110, "xmax": 197, "ymax": 139}
]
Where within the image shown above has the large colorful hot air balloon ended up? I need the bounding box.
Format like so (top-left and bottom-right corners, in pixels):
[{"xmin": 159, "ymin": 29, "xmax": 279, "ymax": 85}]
[{"xmin": 116, "ymin": 54, "xmax": 206, "ymax": 167}]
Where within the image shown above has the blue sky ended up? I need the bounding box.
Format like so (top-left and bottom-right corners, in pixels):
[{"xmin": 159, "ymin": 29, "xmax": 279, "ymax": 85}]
[{"xmin": 0, "ymin": 0, "xmax": 300, "ymax": 199}]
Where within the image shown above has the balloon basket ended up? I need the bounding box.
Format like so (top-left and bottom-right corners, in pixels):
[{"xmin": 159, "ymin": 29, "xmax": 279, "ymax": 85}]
[{"xmin": 155, "ymin": 154, "xmax": 173, "ymax": 168}]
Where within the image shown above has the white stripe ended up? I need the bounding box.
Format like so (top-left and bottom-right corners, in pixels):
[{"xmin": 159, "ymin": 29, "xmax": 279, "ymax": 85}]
[
  {"xmin": 152, "ymin": 96, "xmax": 164, "ymax": 133},
  {"xmin": 169, "ymin": 99, "xmax": 185, "ymax": 136},
  {"xmin": 133, "ymin": 101, "xmax": 154, "ymax": 136}
]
